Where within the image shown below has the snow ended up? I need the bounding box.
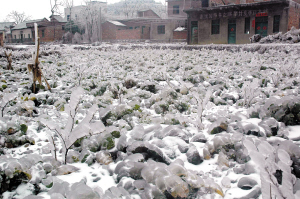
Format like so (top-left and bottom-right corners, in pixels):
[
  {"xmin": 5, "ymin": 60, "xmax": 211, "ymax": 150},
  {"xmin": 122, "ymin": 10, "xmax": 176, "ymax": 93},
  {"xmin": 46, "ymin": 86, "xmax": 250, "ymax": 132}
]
[
  {"xmin": 174, "ymin": 27, "xmax": 186, "ymax": 32},
  {"xmin": 108, "ymin": 20, "xmax": 126, "ymax": 27},
  {"xmin": 288, "ymin": 126, "xmax": 300, "ymax": 141},
  {"xmin": 56, "ymin": 163, "xmax": 116, "ymax": 192},
  {"xmin": 0, "ymin": 43, "xmax": 300, "ymax": 198}
]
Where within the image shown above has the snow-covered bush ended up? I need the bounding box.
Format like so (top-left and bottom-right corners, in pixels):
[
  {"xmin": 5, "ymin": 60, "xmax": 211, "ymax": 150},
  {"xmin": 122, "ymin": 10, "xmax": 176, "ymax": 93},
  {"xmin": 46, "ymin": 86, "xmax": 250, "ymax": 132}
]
[{"xmin": 40, "ymin": 87, "xmax": 105, "ymax": 164}]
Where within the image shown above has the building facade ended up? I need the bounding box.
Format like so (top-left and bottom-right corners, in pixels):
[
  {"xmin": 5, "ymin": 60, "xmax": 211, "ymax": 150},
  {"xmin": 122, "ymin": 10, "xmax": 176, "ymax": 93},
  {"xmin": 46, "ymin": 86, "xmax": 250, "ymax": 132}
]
[
  {"xmin": 11, "ymin": 16, "xmax": 66, "ymax": 43},
  {"xmin": 184, "ymin": 0, "xmax": 300, "ymax": 44},
  {"xmin": 0, "ymin": 22, "xmax": 15, "ymax": 43}
]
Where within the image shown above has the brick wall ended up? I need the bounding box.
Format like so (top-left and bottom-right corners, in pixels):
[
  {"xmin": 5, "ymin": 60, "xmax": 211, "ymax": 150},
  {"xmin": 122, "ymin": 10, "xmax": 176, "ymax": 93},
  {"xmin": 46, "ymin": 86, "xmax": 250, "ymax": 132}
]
[
  {"xmin": 116, "ymin": 29, "xmax": 141, "ymax": 40},
  {"xmin": 288, "ymin": 3, "xmax": 300, "ymax": 30},
  {"xmin": 102, "ymin": 22, "xmax": 118, "ymax": 40},
  {"xmin": 39, "ymin": 24, "xmax": 65, "ymax": 42},
  {"xmin": 173, "ymin": 30, "xmax": 187, "ymax": 40}
]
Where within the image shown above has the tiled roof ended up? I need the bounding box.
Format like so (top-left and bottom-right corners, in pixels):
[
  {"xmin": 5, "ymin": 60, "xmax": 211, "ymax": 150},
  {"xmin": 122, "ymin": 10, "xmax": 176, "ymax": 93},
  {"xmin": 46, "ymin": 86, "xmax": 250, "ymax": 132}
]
[
  {"xmin": 11, "ymin": 19, "xmax": 44, "ymax": 30},
  {"xmin": 0, "ymin": 22, "xmax": 15, "ymax": 31}
]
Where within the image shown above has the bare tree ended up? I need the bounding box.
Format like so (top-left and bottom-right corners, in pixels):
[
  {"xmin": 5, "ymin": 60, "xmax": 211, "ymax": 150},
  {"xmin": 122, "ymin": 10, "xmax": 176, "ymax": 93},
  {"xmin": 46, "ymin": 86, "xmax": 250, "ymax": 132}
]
[
  {"xmin": 82, "ymin": 0, "xmax": 105, "ymax": 43},
  {"xmin": 64, "ymin": 0, "xmax": 74, "ymax": 31},
  {"xmin": 6, "ymin": 11, "xmax": 31, "ymax": 24},
  {"xmin": 50, "ymin": 0, "xmax": 63, "ymax": 16}
]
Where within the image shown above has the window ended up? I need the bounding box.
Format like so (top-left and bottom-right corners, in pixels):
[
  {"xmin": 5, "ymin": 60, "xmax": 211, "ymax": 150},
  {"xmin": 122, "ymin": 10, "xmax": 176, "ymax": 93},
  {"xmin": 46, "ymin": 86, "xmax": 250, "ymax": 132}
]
[
  {"xmin": 14, "ymin": 35, "xmax": 16, "ymax": 39},
  {"xmin": 28, "ymin": 34, "xmax": 30, "ymax": 38},
  {"xmin": 173, "ymin": 5, "xmax": 180, "ymax": 15},
  {"xmin": 135, "ymin": 26, "xmax": 140, "ymax": 29},
  {"xmin": 67, "ymin": 15, "xmax": 70, "ymax": 21},
  {"xmin": 157, "ymin": 25, "xmax": 165, "ymax": 34},
  {"xmin": 202, "ymin": 0, "xmax": 209, "ymax": 7},
  {"xmin": 24, "ymin": 34, "xmax": 25, "ymax": 38},
  {"xmin": 129, "ymin": 27, "xmax": 133, "ymax": 29},
  {"xmin": 273, "ymin": 15, "xmax": 280, "ymax": 33},
  {"xmin": 142, "ymin": 26, "xmax": 145, "ymax": 34},
  {"xmin": 244, "ymin": 17, "xmax": 250, "ymax": 34},
  {"xmin": 42, "ymin": 30, "xmax": 45, "ymax": 37},
  {"xmin": 211, "ymin": 19, "xmax": 220, "ymax": 34},
  {"xmin": 62, "ymin": 25, "xmax": 65, "ymax": 30}
]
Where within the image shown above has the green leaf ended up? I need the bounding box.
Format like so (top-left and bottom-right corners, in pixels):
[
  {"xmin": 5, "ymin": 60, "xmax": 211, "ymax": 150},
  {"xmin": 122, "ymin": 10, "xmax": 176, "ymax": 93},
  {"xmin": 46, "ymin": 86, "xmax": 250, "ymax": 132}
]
[{"xmin": 20, "ymin": 124, "xmax": 28, "ymax": 134}]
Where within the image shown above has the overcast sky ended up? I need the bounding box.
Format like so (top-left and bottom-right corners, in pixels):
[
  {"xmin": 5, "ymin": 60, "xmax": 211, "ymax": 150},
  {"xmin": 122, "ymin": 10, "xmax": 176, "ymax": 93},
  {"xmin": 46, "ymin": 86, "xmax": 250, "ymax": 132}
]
[{"xmin": 0, "ymin": 0, "xmax": 164, "ymax": 22}]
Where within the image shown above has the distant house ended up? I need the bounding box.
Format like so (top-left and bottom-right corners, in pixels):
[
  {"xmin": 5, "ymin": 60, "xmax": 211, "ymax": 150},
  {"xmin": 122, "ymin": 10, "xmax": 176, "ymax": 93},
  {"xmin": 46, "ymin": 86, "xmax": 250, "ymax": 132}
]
[
  {"xmin": 10, "ymin": 16, "xmax": 67, "ymax": 43},
  {"xmin": 0, "ymin": 22, "xmax": 16, "ymax": 43},
  {"xmin": 11, "ymin": 19, "xmax": 48, "ymax": 43},
  {"xmin": 184, "ymin": 0, "xmax": 300, "ymax": 44},
  {"xmin": 102, "ymin": 21, "xmax": 127, "ymax": 40},
  {"xmin": 137, "ymin": 10, "xmax": 161, "ymax": 19}
]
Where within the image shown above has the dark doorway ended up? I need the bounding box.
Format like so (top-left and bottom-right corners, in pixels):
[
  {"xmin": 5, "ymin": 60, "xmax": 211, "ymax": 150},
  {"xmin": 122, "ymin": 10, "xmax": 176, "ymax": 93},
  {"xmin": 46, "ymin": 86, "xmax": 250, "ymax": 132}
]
[
  {"xmin": 255, "ymin": 16, "xmax": 268, "ymax": 37},
  {"xmin": 202, "ymin": 0, "xmax": 209, "ymax": 7},
  {"xmin": 191, "ymin": 21, "xmax": 198, "ymax": 44},
  {"xmin": 228, "ymin": 19, "xmax": 236, "ymax": 44}
]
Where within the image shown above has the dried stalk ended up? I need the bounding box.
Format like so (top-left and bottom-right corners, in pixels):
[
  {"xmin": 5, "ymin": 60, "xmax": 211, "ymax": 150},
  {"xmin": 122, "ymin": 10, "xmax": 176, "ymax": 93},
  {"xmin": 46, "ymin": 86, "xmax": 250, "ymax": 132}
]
[
  {"xmin": 4, "ymin": 51, "xmax": 12, "ymax": 70},
  {"xmin": 27, "ymin": 24, "xmax": 51, "ymax": 93}
]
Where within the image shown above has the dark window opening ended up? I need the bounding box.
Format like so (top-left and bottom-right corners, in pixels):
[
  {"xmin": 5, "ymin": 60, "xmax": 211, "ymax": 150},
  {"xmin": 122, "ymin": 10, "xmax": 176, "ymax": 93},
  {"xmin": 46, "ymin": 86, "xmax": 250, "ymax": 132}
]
[
  {"xmin": 273, "ymin": 15, "xmax": 280, "ymax": 33},
  {"xmin": 42, "ymin": 30, "xmax": 45, "ymax": 38},
  {"xmin": 135, "ymin": 26, "xmax": 140, "ymax": 29},
  {"xmin": 62, "ymin": 25, "xmax": 65, "ymax": 30},
  {"xmin": 202, "ymin": 0, "xmax": 209, "ymax": 7},
  {"xmin": 211, "ymin": 19, "xmax": 220, "ymax": 34},
  {"xmin": 129, "ymin": 27, "xmax": 133, "ymax": 29},
  {"xmin": 67, "ymin": 15, "xmax": 70, "ymax": 21},
  {"xmin": 173, "ymin": 5, "xmax": 180, "ymax": 15},
  {"xmin": 244, "ymin": 17, "xmax": 250, "ymax": 34},
  {"xmin": 157, "ymin": 25, "xmax": 165, "ymax": 34},
  {"xmin": 28, "ymin": 34, "xmax": 30, "ymax": 38}
]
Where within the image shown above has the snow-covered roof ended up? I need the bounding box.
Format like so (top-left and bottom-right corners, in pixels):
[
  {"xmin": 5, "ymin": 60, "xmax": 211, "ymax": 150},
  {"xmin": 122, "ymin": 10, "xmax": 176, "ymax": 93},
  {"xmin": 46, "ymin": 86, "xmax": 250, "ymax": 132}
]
[
  {"xmin": 11, "ymin": 19, "xmax": 44, "ymax": 30},
  {"xmin": 174, "ymin": 27, "xmax": 187, "ymax": 31},
  {"xmin": 108, "ymin": 21, "xmax": 126, "ymax": 26},
  {"xmin": 0, "ymin": 22, "xmax": 15, "ymax": 31}
]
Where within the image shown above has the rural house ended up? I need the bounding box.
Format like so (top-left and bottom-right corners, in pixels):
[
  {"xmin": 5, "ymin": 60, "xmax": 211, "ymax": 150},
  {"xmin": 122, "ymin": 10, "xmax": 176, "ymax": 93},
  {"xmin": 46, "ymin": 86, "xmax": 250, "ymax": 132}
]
[
  {"xmin": 0, "ymin": 22, "xmax": 15, "ymax": 44},
  {"xmin": 184, "ymin": 0, "xmax": 300, "ymax": 44},
  {"xmin": 11, "ymin": 19, "xmax": 48, "ymax": 43},
  {"xmin": 11, "ymin": 16, "xmax": 67, "ymax": 43}
]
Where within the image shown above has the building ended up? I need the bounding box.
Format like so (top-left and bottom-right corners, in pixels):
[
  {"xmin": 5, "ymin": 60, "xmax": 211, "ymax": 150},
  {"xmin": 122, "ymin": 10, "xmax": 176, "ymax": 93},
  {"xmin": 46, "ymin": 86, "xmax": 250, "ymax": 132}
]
[
  {"xmin": 11, "ymin": 19, "xmax": 48, "ymax": 43},
  {"xmin": 137, "ymin": 9, "xmax": 161, "ymax": 18},
  {"xmin": 184, "ymin": 0, "xmax": 300, "ymax": 44},
  {"xmin": 11, "ymin": 16, "xmax": 67, "ymax": 43},
  {"xmin": 0, "ymin": 22, "xmax": 15, "ymax": 43},
  {"xmin": 64, "ymin": 1, "xmax": 107, "ymax": 26}
]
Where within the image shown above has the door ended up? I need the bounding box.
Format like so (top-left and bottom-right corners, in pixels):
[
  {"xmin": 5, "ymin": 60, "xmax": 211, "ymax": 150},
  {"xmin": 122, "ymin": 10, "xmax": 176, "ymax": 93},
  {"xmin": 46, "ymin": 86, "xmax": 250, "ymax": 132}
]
[
  {"xmin": 191, "ymin": 21, "xmax": 198, "ymax": 44},
  {"xmin": 228, "ymin": 19, "xmax": 236, "ymax": 44},
  {"xmin": 255, "ymin": 16, "xmax": 268, "ymax": 37}
]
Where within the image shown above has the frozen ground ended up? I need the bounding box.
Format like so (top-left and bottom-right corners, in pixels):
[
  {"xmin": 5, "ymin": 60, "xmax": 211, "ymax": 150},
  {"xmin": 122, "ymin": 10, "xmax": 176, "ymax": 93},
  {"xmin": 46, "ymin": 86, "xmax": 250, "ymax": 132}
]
[{"xmin": 0, "ymin": 43, "xmax": 300, "ymax": 199}]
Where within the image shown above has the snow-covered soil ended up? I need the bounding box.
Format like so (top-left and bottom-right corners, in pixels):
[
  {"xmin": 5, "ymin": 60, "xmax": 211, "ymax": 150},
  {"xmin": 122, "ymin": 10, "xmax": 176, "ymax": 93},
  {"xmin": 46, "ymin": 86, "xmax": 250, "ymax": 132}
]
[{"xmin": 0, "ymin": 43, "xmax": 300, "ymax": 199}]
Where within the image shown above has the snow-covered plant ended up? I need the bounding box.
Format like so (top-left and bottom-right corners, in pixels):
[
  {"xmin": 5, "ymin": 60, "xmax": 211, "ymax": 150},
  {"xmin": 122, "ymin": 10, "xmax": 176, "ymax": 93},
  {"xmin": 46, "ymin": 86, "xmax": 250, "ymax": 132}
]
[
  {"xmin": 110, "ymin": 83, "xmax": 126, "ymax": 104},
  {"xmin": 192, "ymin": 88, "xmax": 212, "ymax": 130},
  {"xmin": 270, "ymin": 71, "xmax": 281, "ymax": 88},
  {"xmin": 0, "ymin": 93, "xmax": 17, "ymax": 117},
  {"xmin": 241, "ymin": 79, "xmax": 260, "ymax": 107},
  {"xmin": 243, "ymin": 139, "xmax": 296, "ymax": 198},
  {"xmin": 73, "ymin": 63, "xmax": 95, "ymax": 86},
  {"xmin": 40, "ymin": 87, "xmax": 105, "ymax": 164}
]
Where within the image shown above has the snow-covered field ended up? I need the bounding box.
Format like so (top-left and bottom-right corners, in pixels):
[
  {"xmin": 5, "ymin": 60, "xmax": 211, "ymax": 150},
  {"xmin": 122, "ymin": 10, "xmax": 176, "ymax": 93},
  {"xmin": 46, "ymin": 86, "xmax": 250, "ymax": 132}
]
[{"xmin": 0, "ymin": 43, "xmax": 300, "ymax": 199}]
